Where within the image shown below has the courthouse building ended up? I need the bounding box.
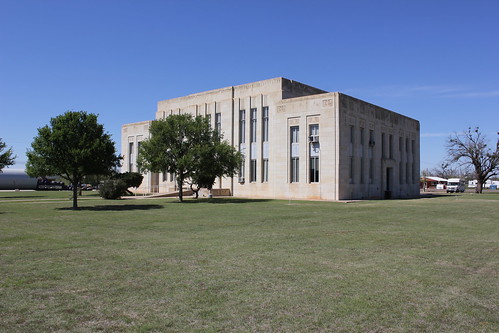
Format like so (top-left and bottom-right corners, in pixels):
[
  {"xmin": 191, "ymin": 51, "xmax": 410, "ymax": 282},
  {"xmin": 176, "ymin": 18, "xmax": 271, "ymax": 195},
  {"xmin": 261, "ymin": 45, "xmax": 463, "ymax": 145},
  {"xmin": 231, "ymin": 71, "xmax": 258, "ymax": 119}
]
[{"xmin": 122, "ymin": 78, "xmax": 420, "ymax": 200}]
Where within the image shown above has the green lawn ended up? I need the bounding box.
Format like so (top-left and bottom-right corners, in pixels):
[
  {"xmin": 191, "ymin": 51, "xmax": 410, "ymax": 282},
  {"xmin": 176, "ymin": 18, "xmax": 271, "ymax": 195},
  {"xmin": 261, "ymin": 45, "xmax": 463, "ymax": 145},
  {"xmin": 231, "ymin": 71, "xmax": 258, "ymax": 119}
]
[{"xmin": 0, "ymin": 191, "xmax": 497, "ymax": 332}]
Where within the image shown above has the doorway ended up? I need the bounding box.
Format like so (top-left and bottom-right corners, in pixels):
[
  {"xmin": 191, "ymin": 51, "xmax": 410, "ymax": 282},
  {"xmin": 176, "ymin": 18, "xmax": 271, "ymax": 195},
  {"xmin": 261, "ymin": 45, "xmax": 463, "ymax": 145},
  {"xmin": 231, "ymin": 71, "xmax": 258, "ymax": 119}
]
[{"xmin": 385, "ymin": 167, "xmax": 392, "ymax": 199}]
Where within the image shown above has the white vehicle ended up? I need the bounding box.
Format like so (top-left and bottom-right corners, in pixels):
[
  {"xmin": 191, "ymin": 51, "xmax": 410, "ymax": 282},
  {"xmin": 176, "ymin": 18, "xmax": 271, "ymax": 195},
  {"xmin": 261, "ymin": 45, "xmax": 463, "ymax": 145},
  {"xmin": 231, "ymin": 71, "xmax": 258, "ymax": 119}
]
[{"xmin": 447, "ymin": 178, "xmax": 465, "ymax": 193}]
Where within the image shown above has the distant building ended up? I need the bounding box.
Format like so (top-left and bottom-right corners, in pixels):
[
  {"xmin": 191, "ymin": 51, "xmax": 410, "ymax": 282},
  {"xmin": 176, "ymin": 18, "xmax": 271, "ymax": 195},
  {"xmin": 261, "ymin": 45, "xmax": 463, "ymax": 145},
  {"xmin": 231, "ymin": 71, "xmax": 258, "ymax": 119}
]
[
  {"xmin": 122, "ymin": 78, "xmax": 420, "ymax": 200},
  {"xmin": 468, "ymin": 180, "xmax": 499, "ymax": 189},
  {"xmin": 0, "ymin": 169, "xmax": 38, "ymax": 190},
  {"xmin": 422, "ymin": 176, "xmax": 448, "ymax": 190}
]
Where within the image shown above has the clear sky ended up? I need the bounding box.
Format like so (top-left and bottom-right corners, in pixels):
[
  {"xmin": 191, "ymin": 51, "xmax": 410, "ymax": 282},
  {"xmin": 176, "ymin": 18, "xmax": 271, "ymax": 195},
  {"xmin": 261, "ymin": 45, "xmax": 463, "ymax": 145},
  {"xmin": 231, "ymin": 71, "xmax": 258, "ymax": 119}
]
[{"xmin": 1, "ymin": 0, "xmax": 498, "ymax": 171}]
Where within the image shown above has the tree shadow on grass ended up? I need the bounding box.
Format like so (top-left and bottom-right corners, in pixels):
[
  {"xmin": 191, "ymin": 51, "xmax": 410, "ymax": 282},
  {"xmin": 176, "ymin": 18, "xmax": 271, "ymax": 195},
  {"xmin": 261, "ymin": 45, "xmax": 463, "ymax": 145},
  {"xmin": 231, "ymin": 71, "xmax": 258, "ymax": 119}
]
[
  {"xmin": 0, "ymin": 195, "xmax": 45, "ymax": 199},
  {"xmin": 419, "ymin": 193, "xmax": 458, "ymax": 199},
  {"xmin": 172, "ymin": 198, "xmax": 272, "ymax": 204},
  {"xmin": 57, "ymin": 204, "xmax": 164, "ymax": 211}
]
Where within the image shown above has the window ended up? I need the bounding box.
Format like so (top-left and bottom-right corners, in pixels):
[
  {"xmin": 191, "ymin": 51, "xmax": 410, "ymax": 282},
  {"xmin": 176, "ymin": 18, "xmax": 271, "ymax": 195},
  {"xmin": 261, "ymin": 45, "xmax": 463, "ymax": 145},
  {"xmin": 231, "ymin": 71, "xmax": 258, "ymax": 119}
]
[
  {"xmin": 262, "ymin": 159, "xmax": 269, "ymax": 182},
  {"xmin": 128, "ymin": 142, "xmax": 134, "ymax": 172},
  {"xmin": 310, "ymin": 156, "xmax": 319, "ymax": 183},
  {"xmin": 239, "ymin": 110, "xmax": 246, "ymax": 144},
  {"xmin": 250, "ymin": 108, "xmax": 257, "ymax": 143},
  {"xmin": 262, "ymin": 106, "xmax": 269, "ymax": 183},
  {"xmin": 309, "ymin": 124, "xmax": 319, "ymax": 183},
  {"xmin": 360, "ymin": 128, "xmax": 365, "ymax": 184},
  {"xmin": 239, "ymin": 110, "xmax": 246, "ymax": 182},
  {"xmin": 290, "ymin": 126, "xmax": 299, "ymax": 183},
  {"xmin": 369, "ymin": 130, "xmax": 374, "ymax": 184},
  {"xmin": 405, "ymin": 138, "xmax": 410, "ymax": 184},
  {"xmin": 411, "ymin": 140, "xmax": 416, "ymax": 184},
  {"xmin": 381, "ymin": 132, "xmax": 386, "ymax": 159},
  {"xmin": 349, "ymin": 126, "xmax": 354, "ymax": 184},
  {"xmin": 250, "ymin": 159, "xmax": 257, "ymax": 182},
  {"xmin": 262, "ymin": 107, "xmax": 269, "ymax": 142},
  {"xmin": 389, "ymin": 134, "xmax": 393, "ymax": 159},
  {"xmin": 349, "ymin": 125, "xmax": 354, "ymax": 155},
  {"xmin": 215, "ymin": 112, "xmax": 221, "ymax": 133},
  {"xmin": 249, "ymin": 108, "xmax": 257, "ymax": 182},
  {"xmin": 239, "ymin": 157, "xmax": 245, "ymax": 183},
  {"xmin": 399, "ymin": 137, "xmax": 404, "ymax": 184},
  {"xmin": 137, "ymin": 141, "xmax": 142, "ymax": 173}
]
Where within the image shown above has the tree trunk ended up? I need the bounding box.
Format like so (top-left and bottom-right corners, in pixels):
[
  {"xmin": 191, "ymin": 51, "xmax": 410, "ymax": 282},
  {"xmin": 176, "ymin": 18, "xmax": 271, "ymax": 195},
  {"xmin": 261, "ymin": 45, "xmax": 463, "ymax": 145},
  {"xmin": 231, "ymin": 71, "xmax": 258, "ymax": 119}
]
[
  {"xmin": 190, "ymin": 184, "xmax": 199, "ymax": 199},
  {"xmin": 72, "ymin": 181, "xmax": 78, "ymax": 209},
  {"xmin": 177, "ymin": 176, "xmax": 183, "ymax": 202},
  {"xmin": 476, "ymin": 179, "xmax": 483, "ymax": 194}
]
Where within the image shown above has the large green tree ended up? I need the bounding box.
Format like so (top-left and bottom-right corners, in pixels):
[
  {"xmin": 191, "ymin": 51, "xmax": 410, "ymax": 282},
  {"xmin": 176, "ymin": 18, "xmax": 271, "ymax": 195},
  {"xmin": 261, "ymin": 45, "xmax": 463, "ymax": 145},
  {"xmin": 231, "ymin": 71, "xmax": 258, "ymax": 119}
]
[
  {"xmin": 447, "ymin": 127, "xmax": 499, "ymax": 193},
  {"xmin": 0, "ymin": 138, "xmax": 15, "ymax": 172},
  {"xmin": 189, "ymin": 135, "xmax": 242, "ymax": 198},
  {"xmin": 26, "ymin": 111, "xmax": 121, "ymax": 208},
  {"xmin": 137, "ymin": 114, "xmax": 241, "ymax": 202}
]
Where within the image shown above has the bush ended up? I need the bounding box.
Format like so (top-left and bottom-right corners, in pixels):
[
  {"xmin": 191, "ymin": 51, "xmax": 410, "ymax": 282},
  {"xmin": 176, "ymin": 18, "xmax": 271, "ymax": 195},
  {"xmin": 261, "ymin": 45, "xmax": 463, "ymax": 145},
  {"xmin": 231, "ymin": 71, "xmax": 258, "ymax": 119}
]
[
  {"xmin": 111, "ymin": 172, "xmax": 143, "ymax": 188},
  {"xmin": 98, "ymin": 179, "xmax": 128, "ymax": 199}
]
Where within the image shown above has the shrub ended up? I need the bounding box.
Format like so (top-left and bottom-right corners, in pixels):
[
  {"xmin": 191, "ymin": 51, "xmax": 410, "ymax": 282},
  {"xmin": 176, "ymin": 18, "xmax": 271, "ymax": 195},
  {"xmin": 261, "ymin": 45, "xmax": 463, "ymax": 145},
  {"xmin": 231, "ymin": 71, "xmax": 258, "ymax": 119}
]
[
  {"xmin": 98, "ymin": 179, "xmax": 128, "ymax": 199},
  {"xmin": 111, "ymin": 172, "xmax": 143, "ymax": 188}
]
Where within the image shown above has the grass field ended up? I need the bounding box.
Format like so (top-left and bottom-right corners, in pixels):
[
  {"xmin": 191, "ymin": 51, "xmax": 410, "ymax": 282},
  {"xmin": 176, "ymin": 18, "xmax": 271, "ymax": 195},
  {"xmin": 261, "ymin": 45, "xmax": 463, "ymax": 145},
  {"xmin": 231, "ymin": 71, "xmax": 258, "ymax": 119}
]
[{"xmin": 0, "ymin": 191, "xmax": 497, "ymax": 332}]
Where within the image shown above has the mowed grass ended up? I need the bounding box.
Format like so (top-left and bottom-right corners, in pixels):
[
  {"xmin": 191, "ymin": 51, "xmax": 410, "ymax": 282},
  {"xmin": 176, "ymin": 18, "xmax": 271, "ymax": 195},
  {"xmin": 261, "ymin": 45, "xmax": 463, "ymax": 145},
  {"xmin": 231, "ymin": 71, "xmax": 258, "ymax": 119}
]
[{"xmin": 0, "ymin": 192, "xmax": 497, "ymax": 332}]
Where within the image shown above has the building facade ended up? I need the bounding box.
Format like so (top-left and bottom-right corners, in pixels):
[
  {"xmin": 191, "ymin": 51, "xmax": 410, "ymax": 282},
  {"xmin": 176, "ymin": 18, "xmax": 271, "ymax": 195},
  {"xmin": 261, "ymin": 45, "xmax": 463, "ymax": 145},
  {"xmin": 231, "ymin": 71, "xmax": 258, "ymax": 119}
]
[{"xmin": 122, "ymin": 78, "xmax": 420, "ymax": 200}]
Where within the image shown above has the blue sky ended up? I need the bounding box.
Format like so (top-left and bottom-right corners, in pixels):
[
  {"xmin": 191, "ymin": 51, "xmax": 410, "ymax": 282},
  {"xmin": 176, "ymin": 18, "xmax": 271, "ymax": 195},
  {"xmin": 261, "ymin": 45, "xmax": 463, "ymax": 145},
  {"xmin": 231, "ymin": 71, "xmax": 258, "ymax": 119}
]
[{"xmin": 1, "ymin": 0, "xmax": 498, "ymax": 171}]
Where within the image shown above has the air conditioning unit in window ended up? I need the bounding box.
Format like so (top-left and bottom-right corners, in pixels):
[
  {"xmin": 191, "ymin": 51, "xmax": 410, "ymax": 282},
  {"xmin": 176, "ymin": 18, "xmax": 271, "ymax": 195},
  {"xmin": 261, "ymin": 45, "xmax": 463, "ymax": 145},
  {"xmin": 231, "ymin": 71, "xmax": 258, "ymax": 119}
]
[{"xmin": 309, "ymin": 135, "xmax": 319, "ymax": 143}]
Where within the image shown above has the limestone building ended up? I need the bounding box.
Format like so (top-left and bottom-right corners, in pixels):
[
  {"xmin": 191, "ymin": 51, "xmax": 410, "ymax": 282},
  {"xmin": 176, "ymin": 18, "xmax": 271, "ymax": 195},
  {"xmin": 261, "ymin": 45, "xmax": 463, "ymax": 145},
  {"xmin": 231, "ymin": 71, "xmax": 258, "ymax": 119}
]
[{"xmin": 122, "ymin": 78, "xmax": 420, "ymax": 200}]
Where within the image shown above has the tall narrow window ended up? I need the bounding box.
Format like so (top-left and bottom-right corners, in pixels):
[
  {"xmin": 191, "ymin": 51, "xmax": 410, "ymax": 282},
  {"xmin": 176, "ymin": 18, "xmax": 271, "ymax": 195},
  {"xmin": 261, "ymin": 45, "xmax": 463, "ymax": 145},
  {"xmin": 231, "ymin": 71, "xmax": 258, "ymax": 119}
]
[
  {"xmin": 381, "ymin": 132, "xmax": 386, "ymax": 159},
  {"xmin": 405, "ymin": 138, "xmax": 410, "ymax": 184},
  {"xmin": 309, "ymin": 124, "xmax": 319, "ymax": 183},
  {"xmin": 389, "ymin": 134, "xmax": 393, "ymax": 159},
  {"xmin": 137, "ymin": 141, "xmax": 142, "ymax": 173},
  {"xmin": 411, "ymin": 140, "xmax": 416, "ymax": 184},
  {"xmin": 290, "ymin": 126, "xmax": 299, "ymax": 183},
  {"xmin": 369, "ymin": 130, "xmax": 374, "ymax": 184},
  {"xmin": 239, "ymin": 110, "xmax": 246, "ymax": 144},
  {"xmin": 262, "ymin": 159, "xmax": 269, "ymax": 183},
  {"xmin": 262, "ymin": 107, "xmax": 269, "ymax": 142},
  {"xmin": 250, "ymin": 108, "xmax": 257, "ymax": 182},
  {"xmin": 128, "ymin": 142, "xmax": 134, "ymax": 172},
  {"xmin": 360, "ymin": 128, "xmax": 365, "ymax": 184},
  {"xmin": 239, "ymin": 110, "xmax": 246, "ymax": 182},
  {"xmin": 349, "ymin": 125, "xmax": 354, "ymax": 155},
  {"xmin": 399, "ymin": 137, "xmax": 404, "ymax": 184},
  {"xmin": 215, "ymin": 112, "xmax": 221, "ymax": 133},
  {"xmin": 349, "ymin": 126, "xmax": 354, "ymax": 184},
  {"xmin": 262, "ymin": 107, "xmax": 269, "ymax": 182}
]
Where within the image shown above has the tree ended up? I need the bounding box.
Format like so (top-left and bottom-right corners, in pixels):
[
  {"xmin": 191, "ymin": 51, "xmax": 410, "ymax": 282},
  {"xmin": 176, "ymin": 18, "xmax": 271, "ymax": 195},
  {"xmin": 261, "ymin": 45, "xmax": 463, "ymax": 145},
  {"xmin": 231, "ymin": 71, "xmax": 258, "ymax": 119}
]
[
  {"xmin": 0, "ymin": 138, "xmax": 15, "ymax": 172},
  {"xmin": 189, "ymin": 134, "xmax": 242, "ymax": 198},
  {"xmin": 26, "ymin": 111, "xmax": 121, "ymax": 208},
  {"xmin": 111, "ymin": 172, "xmax": 143, "ymax": 195},
  {"xmin": 99, "ymin": 179, "xmax": 128, "ymax": 199},
  {"xmin": 447, "ymin": 127, "xmax": 499, "ymax": 193},
  {"xmin": 430, "ymin": 162, "xmax": 458, "ymax": 179},
  {"xmin": 137, "ymin": 114, "xmax": 242, "ymax": 202}
]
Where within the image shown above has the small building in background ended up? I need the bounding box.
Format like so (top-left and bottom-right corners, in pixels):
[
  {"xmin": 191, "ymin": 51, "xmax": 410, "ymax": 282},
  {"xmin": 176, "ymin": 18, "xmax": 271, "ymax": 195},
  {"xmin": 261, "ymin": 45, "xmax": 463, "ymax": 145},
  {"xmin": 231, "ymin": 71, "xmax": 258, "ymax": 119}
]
[
  {"xmin": 0, "ymin": 169, "xmax": 38, "ymax": 190},
  {"xmin": 422, "ymin": 176, "xmax": 448, "ymax": 190}
]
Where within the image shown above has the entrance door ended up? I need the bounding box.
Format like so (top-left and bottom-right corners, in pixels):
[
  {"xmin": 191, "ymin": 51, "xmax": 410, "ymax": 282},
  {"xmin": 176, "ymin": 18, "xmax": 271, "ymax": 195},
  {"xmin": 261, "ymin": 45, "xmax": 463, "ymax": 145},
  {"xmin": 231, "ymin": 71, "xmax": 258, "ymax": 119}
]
[{"xmin": 385, "ymin": 167, "xmax": 392, "ymax": 199}]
